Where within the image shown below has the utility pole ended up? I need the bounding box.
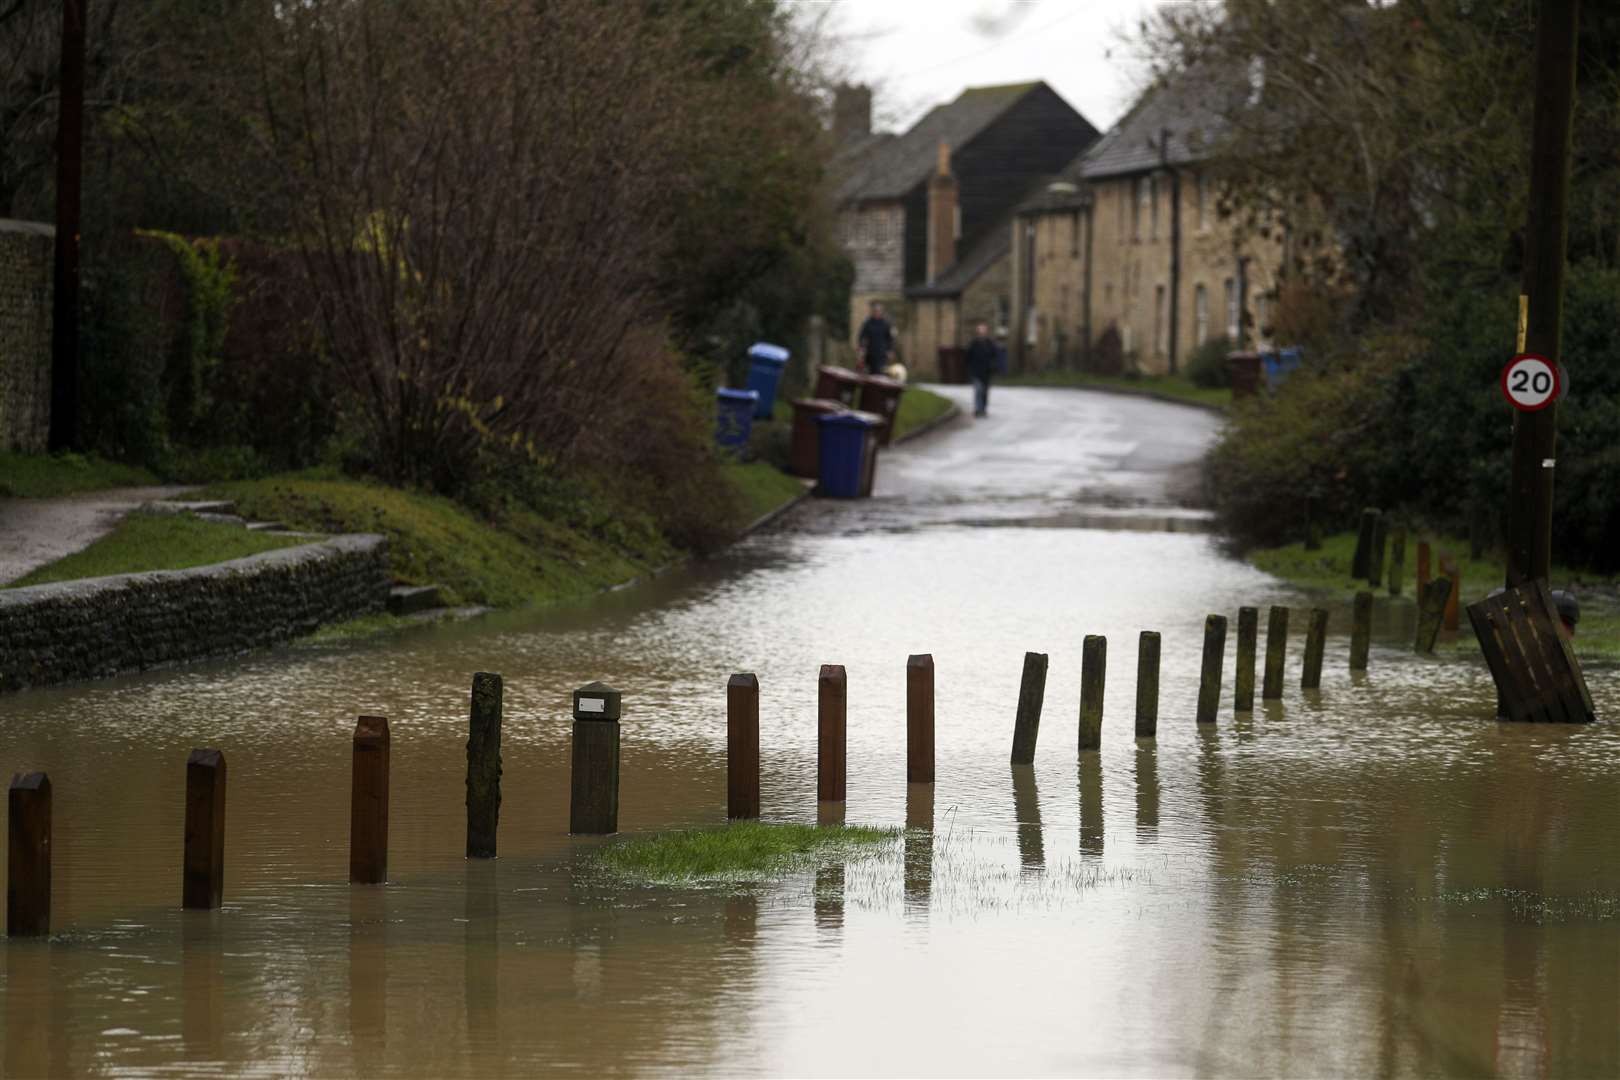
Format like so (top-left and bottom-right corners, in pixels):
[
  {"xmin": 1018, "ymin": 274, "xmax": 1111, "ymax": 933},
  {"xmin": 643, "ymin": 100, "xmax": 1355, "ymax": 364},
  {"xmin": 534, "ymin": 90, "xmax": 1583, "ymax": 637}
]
[
  {"xmin": 1506, "ymin": 0, "xmax": 1580, "ymax": 587},
  {"xmin": 48, "ymin": 0, "xmax": 86, "ymax": 452}
]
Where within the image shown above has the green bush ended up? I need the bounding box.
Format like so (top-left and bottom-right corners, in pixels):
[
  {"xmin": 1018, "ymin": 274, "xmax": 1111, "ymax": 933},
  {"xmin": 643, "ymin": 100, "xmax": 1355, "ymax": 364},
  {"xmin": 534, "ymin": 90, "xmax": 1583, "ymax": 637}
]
[{"xmin": 1186, "ymin": 335, "xmax": 1234, "ymax": 389}]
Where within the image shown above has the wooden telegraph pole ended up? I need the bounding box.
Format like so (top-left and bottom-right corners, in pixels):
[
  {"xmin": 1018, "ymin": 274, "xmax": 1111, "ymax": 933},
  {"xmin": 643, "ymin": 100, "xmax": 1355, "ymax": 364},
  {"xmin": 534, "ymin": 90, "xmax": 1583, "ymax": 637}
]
[{"xmin": 1506, "ymin": 0, "xmax": 1580, "ymax": 587}]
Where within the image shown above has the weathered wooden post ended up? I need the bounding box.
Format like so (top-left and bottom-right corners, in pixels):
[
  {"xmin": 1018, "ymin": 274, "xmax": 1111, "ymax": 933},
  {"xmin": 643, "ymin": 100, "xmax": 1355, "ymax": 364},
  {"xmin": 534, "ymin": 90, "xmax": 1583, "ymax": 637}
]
[
  {"xmin": 569, "ymin": 682, "xmax": 622, "ymax": 834},
  {"xmin": 1351, "ymin": 508, "xmax": 1380, "ymax": 579},
  {"xmin": 906, "ymin": 655, "xmax": 935, "ymax": 784},
  {"xmin": 1262, "ymin": 606, "xmax": 1289, "ymax": 700},
  {"xmin": 1350, "ymin": 592, "xmax": 1373, "ymax": 671},
  {"xmin": 1077, "ymin": 635, "xmax": 1106, "ymax": 751},
  {"xmin": 7, "ymin": 772, "xmax": 51, "ymax": 936},
  {"xmin": 183, "ymin": 749, "xmax": 226, "ymax": 909},
  {"xmin": 1416, "ymin": 540, "xmax": 1432, "ymax": 595},
  {"xmin": 1196, "ymin": 614, "xmax": 1227, "ymax": 724},
  {"xmin": 1234, "ymin": 607, "xmax": 1258, "ymax": 712},
  {"xmin": 1415, "ymin": 577, "xmax": 1452, "ymax": 654},
  {"xmin": 727, "ymin": 673, "xmax": 760, "ymax": 819},
  {"xmin": 1009, "ymin": 652, "xmax": 1049, "ymax": 764},
  {"xmin": 1301, "ymin": 609, "xmax": 1329, "ymax": 690},
  {"xmin": 1387, "ymin": 527, "xmax": 1407, "ymax": 597},
  {"xmin": 817, "ymin": 665, "xmax": 847, "ymax": 803},
  {"xmin": 1135, "ymin": 632, "xmax": 1160, "ymax": 737},
  {"xmin": 1440, "ymin": 553, "xmax": 1461, "ymax": 631},
  {"xmin": 350, "ymin": 716, "xmax": 390, "ymax": 884},
  {"xmin": 466, "ymin": 672, "xmax": 502, "ymax": 859},
  {"xmin": 1367, "ymin": 516, "xmax": 1388, "ymax": 587}
]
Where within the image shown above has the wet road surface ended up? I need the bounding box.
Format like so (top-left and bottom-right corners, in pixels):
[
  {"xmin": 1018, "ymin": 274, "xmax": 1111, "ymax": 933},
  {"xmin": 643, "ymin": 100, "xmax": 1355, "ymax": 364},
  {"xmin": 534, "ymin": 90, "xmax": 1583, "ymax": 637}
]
[{"xmin": 2, "ymin": 386, "xmax": 1617, "ymax": 1077}]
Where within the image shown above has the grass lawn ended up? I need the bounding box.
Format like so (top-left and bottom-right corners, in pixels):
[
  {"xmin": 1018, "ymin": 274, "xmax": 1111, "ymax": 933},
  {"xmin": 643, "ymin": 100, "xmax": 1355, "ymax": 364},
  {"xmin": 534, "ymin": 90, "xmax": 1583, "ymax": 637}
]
[
  {"xmin": 595, "ymin": 821, "xmax": 898, "ymax": 885},
  {"xmin": 892, "ymin": 384, "xmax": 955, "ymax": 440},
  {"xmin": 998, "ymin": 370, "xmax": 1231, "ymax": 411},
  {"xmin": 723, "ymin": 460, "xmax": 807, "ymax": 525},
  {"xmin": 6, "ymin": 512, "xmax": 306, "ymax": 588},
  {"xmin": 0, "ymin": 451, "xmax": 157, "ymax": 498},
  {"xmin": 1250, "ymin": 529, "xmax": 1620, "ymax": 662}
]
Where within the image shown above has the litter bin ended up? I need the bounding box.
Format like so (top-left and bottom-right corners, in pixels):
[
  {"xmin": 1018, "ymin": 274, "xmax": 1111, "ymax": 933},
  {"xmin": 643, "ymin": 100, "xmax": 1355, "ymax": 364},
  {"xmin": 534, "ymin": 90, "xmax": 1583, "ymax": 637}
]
[
  {"xmin": 817, "ymin": 411, "xmax": 880, "ymax": 498},
  {"xmin": 745, "ymin": 342, "xmax": 790, "ymax": 419},
  {"xmin": 857, "ymin": 374, "xmax": 905, "ymax": 447},
  {"xmin": 715, "ymin": 387, "xmax": 759, "ymax": 451},
  {"xmin": 814, "ymin": 365, "xmax": 863, "ymax": 407},
  {"xmin": 1227, "ymin": 351, "xmax": 1262, "ymax": 398},
  {"xmin": 788, "ymin": 397, "xmax": 845, "ymax": 478},
  {"xmin": 937, "ymin": 346, "xmax": 966, "ymax": 385}
]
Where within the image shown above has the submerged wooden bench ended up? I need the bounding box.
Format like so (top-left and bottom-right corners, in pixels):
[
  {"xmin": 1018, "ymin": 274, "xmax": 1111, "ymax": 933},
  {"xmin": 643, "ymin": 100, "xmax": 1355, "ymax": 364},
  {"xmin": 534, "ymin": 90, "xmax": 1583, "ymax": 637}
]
[{"xmin": 1466, "ymin": 579, "xmax": 1596, "ymax": 723}]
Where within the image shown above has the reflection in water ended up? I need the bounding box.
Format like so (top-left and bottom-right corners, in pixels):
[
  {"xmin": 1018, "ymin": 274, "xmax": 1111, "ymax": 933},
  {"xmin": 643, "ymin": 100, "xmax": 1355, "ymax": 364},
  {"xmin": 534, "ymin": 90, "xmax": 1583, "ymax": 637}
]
[
  {"xmin": 348, "ymin": 887, "xmax": 388, "ymax": 1061},
  {"xmin": 904, "ymin": 783, "xmax": 934, "ymax": 911},
  {"xmin": 1079, "ymin": 753, "xmax": 1104, "ymax": 857},
  {"xmin": 814, "ymin": 864, "xmax": 844, "ymax": 932},
  {"xmin": 181, "ymin": 913, "xmax": 223, "ymax": 1062},
  {"xmin": 1134, "ymin": 744, "xmax": 1159, "ymax": 841},
  {"xmin": 5, "ymin": 942, "xmax": 64, "ymax": 1077},
  {"xmin": 1010, "ymin": 766, "xmax": 1044, "ymax": 870},
  {"xmin": 464, "ymin": 862, "xmax": 499, "ymax": 1047}
]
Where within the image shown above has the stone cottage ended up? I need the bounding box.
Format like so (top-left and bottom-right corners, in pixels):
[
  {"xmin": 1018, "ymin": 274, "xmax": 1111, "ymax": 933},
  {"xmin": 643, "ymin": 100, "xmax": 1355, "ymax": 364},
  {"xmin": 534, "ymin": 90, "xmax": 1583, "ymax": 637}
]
[
  {"xmin": 832, "ymin": 82, "xmax": 1098, "ymax": 377},
  {"xmin": 1009, "ymin": 70, "xmax": 1288, "ymax": 375}
]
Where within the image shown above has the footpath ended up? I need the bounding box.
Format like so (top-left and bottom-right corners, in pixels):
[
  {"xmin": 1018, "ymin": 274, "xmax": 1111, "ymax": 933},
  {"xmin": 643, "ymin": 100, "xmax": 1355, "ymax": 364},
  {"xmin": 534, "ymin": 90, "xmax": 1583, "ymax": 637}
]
[{"xmin": 0, "ymin": 486, "xmax": 197, "ymax": 586}]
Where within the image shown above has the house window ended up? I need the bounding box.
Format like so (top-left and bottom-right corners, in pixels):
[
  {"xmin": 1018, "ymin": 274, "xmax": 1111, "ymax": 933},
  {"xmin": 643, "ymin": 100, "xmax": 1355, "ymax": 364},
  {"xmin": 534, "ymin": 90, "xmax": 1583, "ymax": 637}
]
[
  {"xmin": 1194, "ymin": 284, "xmax": 1209, "ymax": 346},
  {"xmin": 1149, "ymin": 175, "xmax": 1159, "ymax": 241},
  {"xmin": 1118, "ymin": 183, "xmax": 1127, "ymax": 241},
  {"xmin": 1224, "ymin": 277, "xmax": 1239, "ymax": 340},
  {"xmin": 1060, "ymin": 283, "xmax": 1070, "ymax": 327},
  {"xmin": 1196, "ymin": 173, "xmax": 1209, "ymax": 231},
  {"xmin": 1153, "ymin": 285, "xmax": 1166, "ymax": 357},
  {"xmin": 1256, "ymin": 293, "xmax": 1271, "ymax": 341},
  {"xmin": 1133, "ymin": 177, "xmax": 1149, "ymax": 241},
  {"xmin": 1070, "ymin": 212, "xmax": 1080, "ymax": 257}
]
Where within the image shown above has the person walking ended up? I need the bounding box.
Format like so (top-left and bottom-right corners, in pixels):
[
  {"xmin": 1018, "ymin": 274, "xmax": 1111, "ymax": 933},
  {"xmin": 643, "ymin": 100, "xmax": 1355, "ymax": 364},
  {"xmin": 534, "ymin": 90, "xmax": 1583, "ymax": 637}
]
[
  {"xmin": 965, "ymin": 320, "xmax": 997, "ymax": 417},
  {"xmin": 856, "ymin": 302, "xmax": 895, "ymax": 375}
]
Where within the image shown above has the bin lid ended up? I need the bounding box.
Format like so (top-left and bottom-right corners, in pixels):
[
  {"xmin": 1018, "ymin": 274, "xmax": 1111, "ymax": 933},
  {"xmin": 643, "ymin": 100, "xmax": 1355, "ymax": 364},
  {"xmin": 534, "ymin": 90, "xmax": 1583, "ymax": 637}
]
[
  {"xmin": 717, "ymin": 387, "xmax": 760, "ymax": 402},
  {"xmin": 791, "ymin": 397, "xmax": 846, "ymax": 413},
  {"xmin": 748, "ymin": 342, "xmax": 790, "ymax": 364},
  {"xmin": 817, "ymin": 410, "xmax": 879, "ymax": 429},
  {"xmin": 816, "ymin": 365, "xmax": 861, "ymax": 382}
]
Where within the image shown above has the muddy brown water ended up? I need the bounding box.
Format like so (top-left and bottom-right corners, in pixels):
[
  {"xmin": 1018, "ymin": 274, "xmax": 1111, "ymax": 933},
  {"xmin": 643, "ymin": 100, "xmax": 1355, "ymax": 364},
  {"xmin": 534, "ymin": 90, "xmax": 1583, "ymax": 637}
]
[{"xmin": 3, "ymin": 387, "xmax": 1617, "ymax": 1077}]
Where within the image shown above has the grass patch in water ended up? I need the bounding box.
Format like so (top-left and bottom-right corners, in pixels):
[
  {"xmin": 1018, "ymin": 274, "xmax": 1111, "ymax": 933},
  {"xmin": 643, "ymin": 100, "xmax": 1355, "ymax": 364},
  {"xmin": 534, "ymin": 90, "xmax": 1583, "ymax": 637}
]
[
  {"xmin": 6, "ymin": 512, "xmax": 306, "ymax": 587},
  {"xmin": 596, "ymin": 821, "xmax": 898, "ymax": 884}
]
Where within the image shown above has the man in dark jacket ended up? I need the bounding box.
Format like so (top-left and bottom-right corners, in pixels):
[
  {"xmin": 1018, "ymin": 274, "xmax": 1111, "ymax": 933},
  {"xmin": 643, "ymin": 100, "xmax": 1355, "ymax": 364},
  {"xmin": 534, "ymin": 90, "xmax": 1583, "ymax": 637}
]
[
  {"xmin": 965, "ymin": 321, "xmax": 997, "ymax": 417},
  {"xmin": 856, "ymin": 302, "xmax": 895, "ymax": 374}
]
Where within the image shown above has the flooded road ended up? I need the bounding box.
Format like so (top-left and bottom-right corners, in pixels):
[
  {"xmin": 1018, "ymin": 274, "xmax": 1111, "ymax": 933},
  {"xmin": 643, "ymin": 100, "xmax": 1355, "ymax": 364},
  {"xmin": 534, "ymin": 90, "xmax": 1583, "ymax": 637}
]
[{"xmin": 3, "ymin": 385, "xmax": 1618, "ymax": 1077}]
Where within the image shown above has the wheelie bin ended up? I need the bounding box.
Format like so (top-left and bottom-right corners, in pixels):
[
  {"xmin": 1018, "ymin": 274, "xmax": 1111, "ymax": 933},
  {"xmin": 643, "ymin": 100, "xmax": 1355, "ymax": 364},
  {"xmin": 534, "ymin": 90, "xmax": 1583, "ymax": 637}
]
[
  {"xmin": 789, "ymin": 397, "xmax": 845, "ymax": 478},
  {"xmin": 715, "ymin": 387, "xmax": 759, "ymax": 452},
  {"xmin": 814, "ymin": 365, "xmax": 863, "ymax": 407},
  {"xmin": 816, "ymin": 411, "xmax": 880, "ymax": 498},
  {"xmin": 857, "ymin": 374, "xmax": 905, "ymax": 446},
  {"xmin": 745, "ymin": 342, "xmax": 790, "ymax": 419}
]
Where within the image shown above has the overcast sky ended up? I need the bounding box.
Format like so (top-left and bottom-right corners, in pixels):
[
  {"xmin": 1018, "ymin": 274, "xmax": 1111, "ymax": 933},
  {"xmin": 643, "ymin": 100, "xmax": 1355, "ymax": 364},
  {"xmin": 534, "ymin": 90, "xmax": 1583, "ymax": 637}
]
[{"xmin": 803, "ymin": 0, "xmax": 1174, "ymax": 135}]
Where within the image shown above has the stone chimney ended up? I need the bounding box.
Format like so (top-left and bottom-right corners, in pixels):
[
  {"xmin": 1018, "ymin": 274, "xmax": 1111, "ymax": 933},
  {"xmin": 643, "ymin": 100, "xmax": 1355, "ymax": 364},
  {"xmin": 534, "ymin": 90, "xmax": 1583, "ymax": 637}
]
[
  {"xmin": 832, "ymin": 83, "xmax": 872, "ymax": 143},
  {"xmin": 927, "ymin": 140, "xmax": 958, "ymax": 282}
]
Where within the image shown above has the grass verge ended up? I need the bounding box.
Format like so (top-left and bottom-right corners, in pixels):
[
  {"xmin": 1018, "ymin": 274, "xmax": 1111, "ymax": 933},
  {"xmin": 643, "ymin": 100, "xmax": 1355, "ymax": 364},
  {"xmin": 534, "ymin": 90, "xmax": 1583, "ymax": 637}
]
[
  {"xmin": 595, "ymin": 821, "xmax": 898, "ymax": 884},
  {"xmin": 0, "ymin": 451, "xmax": 157, "ymax": 498},
  {"xmin": 6, "ymin": 512, "xmax": 306, "ymax": 588},
  {"xmin": 1249, "ymin": 529, "xmax": 1620, "ymax": 662},
  {"xmin": 998, "ymin": 370, "xmax": 1231, "ymax": 411},
  {"xmin": 893, "ymin": 385, "xmax": 955, "ymax": 440},
  {"xmin": 724, "ymin": 460, "xmax": 807, "ymax": 526}
]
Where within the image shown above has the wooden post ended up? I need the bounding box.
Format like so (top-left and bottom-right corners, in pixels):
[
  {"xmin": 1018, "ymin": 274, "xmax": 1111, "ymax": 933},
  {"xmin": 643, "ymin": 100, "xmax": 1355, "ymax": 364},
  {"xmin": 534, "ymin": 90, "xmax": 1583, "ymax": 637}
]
[
  {"xmin": 7, "ymin": 772, "xmax": 51, "ymax": 937},
  {"xmin": 906, "ymin": 655, "xmax": 935, "ymax": 783},
  {"xmin": 1415, "ymin": 577, "xmax": 1452, "ymax": 653},
  {"xmin": 1351, "ymin": 508, "xmax": 1380, "ymax": 579},
  {"xmin": 1009, "ymin": 652, "xmax": 1049, "ymax": 764},
  {"xmin": 349, "ymin": 716, "xmax": 390, "ymax": 884},
  {"xmin": 1388, "ymin": 526, "xmax": 1407, "ymax": 597},
  {"xmin": 1196, "ymin": 614, "xmax": 1227, "ymax": 724},
  {"xmin": 1367, "ymin": 516, "xmax": 1388, "ymax": 587},
  {"xmin": 182, "ymin": 749, "xmax": 227, "ymax": 910},
  {"xmin": 1441, "ymin": 553, "xmax": 1462, "ymax": 631},
  {"xmin": 1234, "ymin": 607, "xmax": 1258, "ymax": 712},
  {"xmin": 1301, "ymin": 609, "xmax": 1328, "ymax": 690},
  {"xmin": 1262, "ymin": 605, "xmax": 1289, "ymax": 700},
  {"xmin": 1135, "ymin": 632, "xmax": 1160, "ymax": 737},
  {"xmin": 817, "ymin": 665, "xmax": 847, "ymax": 802},
  {"xmin": 1077, "ymin": 635, "xmax": 1106, "ymax": 751},
  {"xmin": 727, "ymin": 674, "xmax": 760, "ymax": 819},
  {"xmin": 1350, "ymin": 592, "xmax": 1373, "ymax": 671},
  {"xmin": 466, "ymin": 672, "xmax": 502, "ymax": 859},
  {"xmin": 570, "ymin": 683, "xmax": 622, "ymax": 834},
  {"xmin": 1416, "ymin": 540, "xmax": 1432, "ymax": 595}
]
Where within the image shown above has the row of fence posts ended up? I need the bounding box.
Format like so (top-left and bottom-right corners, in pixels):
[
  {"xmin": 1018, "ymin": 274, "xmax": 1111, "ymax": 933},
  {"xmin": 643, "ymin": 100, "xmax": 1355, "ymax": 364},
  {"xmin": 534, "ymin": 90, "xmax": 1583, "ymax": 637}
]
[
  {"xmin": 1352, "ymin": 507, "xmax": 1464, "ymax": 655},
  {"xmin": 9, "ymin": 591, "xmax": 1395, "ymax": 937}
]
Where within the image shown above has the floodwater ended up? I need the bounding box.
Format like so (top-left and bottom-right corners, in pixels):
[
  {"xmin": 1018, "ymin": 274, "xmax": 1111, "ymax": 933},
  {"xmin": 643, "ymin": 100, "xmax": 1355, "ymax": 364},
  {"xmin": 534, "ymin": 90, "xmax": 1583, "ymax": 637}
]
[{"xmin": 3, "ymin": 386, "xmax": 1618, "ymax": 1078}]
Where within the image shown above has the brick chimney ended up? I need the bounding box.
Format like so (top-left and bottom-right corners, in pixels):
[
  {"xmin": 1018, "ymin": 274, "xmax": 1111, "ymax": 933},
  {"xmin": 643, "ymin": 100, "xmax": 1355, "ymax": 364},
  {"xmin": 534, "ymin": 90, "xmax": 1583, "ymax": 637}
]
[
  {"xmin": 832, "ymin": 83, "xmax": 872, "ymax": 143},
  {"xmin": 927, "ymin": 140, "xmax": 958, "ymax": 282}
]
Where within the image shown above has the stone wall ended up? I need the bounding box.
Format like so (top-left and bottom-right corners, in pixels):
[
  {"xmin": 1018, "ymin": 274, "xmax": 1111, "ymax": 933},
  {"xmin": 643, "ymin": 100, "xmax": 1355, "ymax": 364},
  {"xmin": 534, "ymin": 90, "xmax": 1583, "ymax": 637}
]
[
  {"xmin": 0, "ymin": 219, "xmax": 54, "ymax": 452},
  {"xmin": 0, "ymin": 533, "xmax": 390, "ymax": 692}
]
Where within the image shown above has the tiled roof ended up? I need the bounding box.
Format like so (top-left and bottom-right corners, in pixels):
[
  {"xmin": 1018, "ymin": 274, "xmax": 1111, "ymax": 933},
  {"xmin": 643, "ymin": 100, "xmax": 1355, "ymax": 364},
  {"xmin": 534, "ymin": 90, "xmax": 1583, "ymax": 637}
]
[
  {"xmin": 1079, "ymin": 68, "xmax": 1235, "ymax": 180},
  {"xmin": 906, "ymin": 216, "xmax": 1012, "ymax": 299},
  {"xmin": 836, "ymin": 82, "xmax": 1042, "ymax": 204}
]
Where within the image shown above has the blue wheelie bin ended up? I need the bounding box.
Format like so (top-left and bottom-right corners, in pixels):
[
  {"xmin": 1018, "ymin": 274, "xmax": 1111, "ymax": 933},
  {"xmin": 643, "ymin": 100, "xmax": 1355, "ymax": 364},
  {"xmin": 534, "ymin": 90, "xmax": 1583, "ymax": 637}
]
[
  {"xmin": 715, "ymin": 387, "xmax": 759, "ymax": 452},
  {"xmin": 745, "ymin": 343, "xmax": 791, "ymax": 419},
  {"xmin": 816, "ymin": 411, "xmax": 878, "ymax": 498}
]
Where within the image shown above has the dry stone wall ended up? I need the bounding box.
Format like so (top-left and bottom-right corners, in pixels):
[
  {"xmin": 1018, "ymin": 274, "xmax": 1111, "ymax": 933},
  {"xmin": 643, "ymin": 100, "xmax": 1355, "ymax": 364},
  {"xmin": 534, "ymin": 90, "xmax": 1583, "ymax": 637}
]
[
  {"xmin": 0, "ymin": 534, "xmax": 389, "ymax": 692},
  {"xmin": 0, "ymin": 219, "xmax": 54, "ymax": 452}
]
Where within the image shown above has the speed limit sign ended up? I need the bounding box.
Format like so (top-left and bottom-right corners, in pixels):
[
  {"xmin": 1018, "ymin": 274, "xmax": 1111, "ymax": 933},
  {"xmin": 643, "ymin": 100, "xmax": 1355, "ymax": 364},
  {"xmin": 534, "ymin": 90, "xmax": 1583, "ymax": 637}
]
[{"xmin": 1501, "ymin": 353, "xmax": 1562, "ymax": 412}]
